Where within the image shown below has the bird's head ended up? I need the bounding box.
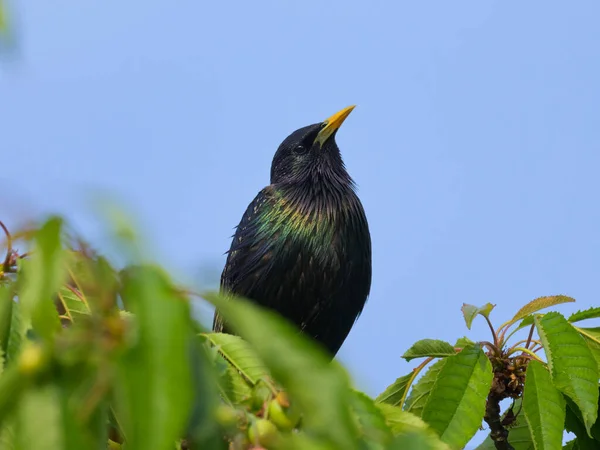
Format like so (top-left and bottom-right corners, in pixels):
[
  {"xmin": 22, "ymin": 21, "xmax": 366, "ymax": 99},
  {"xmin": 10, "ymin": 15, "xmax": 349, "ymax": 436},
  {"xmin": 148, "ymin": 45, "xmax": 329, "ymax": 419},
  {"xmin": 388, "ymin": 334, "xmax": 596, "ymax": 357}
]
[{"xmin": 270, "ymin": 106, "xmax": 355, "ymax": 186}]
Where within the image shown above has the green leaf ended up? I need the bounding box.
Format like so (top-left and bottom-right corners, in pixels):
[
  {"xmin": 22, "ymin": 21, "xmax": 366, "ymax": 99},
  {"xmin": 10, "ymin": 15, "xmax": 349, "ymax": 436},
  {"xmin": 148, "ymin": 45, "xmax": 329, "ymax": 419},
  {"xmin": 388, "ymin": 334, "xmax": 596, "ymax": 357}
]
[
  {"xmin": 272, "ymin": 433, "xmax": 336, "ymax": 450},
  {"xmin": 0, "ymin": 363, "xmax": 28, "ymax": 428},
  {"xmin": 184, "ymin": 335, "xmax": 224, "ymax": 449},
  {"xmin": 18, "ymin": 217, "xmax": 65, "ymax": 340},
  {"xmin": 205, "ymin": 291, "xmax": 358, "ymax": 449},
  {"xmin": 402, "ymin": 339, "xmax": 456, "ymax": 361},
  {"xmin": 200, "ymin": 333, "xmax": 260, "ymax": 406},
  {"xmin": 388, "ymin": 431, "xmax": 446, "ymax": 450},
  {"xmin": 58, "ymin": 370, "xmax": 109, "ymax": 450},
  {"xmin": 0, "ymin": 284, "xmax": 13, "ymax": 358},
  {"xmin": 515, "ymin": 315, "xmax": 535, "ymax": 331},
  {"xmin": 375, "ymin": 372, "xmax": 413, "ymax": 406},
  {"xmin": 205, "ymin": 348, "xmax": 249, "ymax": 405},
  {"xmin": 222, "ymin": 358, "xmax": 252, "ymax": 403},
  {"xmin": 49, "ymin": 319, "xmax": 112, "ymax": 450},
  {"xmin": 564, "ymin": 398, "xmax": 600, "ymax": 450},
  {"xmin": 454, "ymin": 336, "xmax": 475, "ymax": 348},
  {"xmin": 565, "ymin": 406, "xmax": 600, "ymax": 450},
  {"xmin": 420, "ymin": 345, "xmax": 493, "ymax": 449},
  {"xmin": 502, "ymin": 419, "xmax": 536, "ymax": 450},
  {"xmin": 404, "ymin": 358, "xmax": 447, "ymax": 417},
  {"xmin": 575, "ymin": 327, "xmax": 600, "ymax": 373},
  {"xmin": 522, "ymin": 360, "xmax": 566, "ymax": 450},
  {"xmin": 569, "ymin": 307, "xmax": 600, "ymax": 324},
  {"xmin": 0, "ymin": 421, "xmax": 15, "ymax": 450},
  {"xmin": 16, "ymin": 384, "xmax": 64, "ymax": 450},
  {"xmin": 564, "ymin": 388, "xmax": 600, "ymax": 446},
  {"xmin": 56, "ymin": 286, "xmax": 89, "ymax": 323},
  {"xmin": 508, "ymin": 295, "xmax": 575, "ymax": 326},
  {"xmin": 351, "ymin": 390, "xmax": 392, "ymax": 445},
  {"xmin": 116, "ymin": 265, "xmax": 195, "ymax": 450},
  {"xmin": 203, "ymin": 332, "xmax": 269, "ymax": 385},
  {"xmin": 377, "ymin": 403, "xmax": 450, "ymax": 449},
  {"xmin": 475, "ymin": 399, "xmax": 534, "ymax": 449},
  {"xmin": 535, "ymin": 313, "xmax": 599, "ymax": 434},
  {"xmin": 6, "ymin": 301, "xmax": 22, "ymax": 363},
  {"xmin": 461, "ymin": 303, "xmax": 495, "ymax": 329}
]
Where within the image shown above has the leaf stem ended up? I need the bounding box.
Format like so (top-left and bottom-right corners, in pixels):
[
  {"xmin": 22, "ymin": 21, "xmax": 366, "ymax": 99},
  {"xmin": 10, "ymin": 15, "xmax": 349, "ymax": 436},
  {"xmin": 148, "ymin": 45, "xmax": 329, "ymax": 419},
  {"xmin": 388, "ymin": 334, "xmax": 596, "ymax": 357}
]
[
  {"xmin": 530, "ymin": 344, "xmax": 543, "ymax": 354},
  {"xmin": 505, "ymin": 339, "xmax": 542, "ymax": 356},
  {"xmin": 524, "ymin": 323, "xmax": 535, "ymax": 349},
  {"xmin": 399, "ymin": 356, "xmax": 434, "ymax": 409},
  {"xmin": 485, "ymin": 315, "xmax": 500, "ymax": 348},
  {"xmin": 508, "ymin": 347, "xmax": 543, "ymax": 362},
  {"xmin": 480, "ymin": 341, "xmax": 499, "ymax": 355},
  {"xmin": 496, "ymin": 320, "xmax": 515, "ymax": 344},
  {"xmin": 500, "ymin": 325, "xmax": 523, "ymax": 347}
]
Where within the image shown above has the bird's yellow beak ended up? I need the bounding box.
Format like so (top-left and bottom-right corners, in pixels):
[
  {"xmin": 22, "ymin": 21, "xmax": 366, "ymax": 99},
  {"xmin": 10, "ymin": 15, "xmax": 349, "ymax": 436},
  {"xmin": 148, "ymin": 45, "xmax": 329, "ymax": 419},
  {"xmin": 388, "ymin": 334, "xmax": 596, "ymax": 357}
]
[{"xmin": 314, "ymin": 105, "xmax": 355, "ymax": 148}]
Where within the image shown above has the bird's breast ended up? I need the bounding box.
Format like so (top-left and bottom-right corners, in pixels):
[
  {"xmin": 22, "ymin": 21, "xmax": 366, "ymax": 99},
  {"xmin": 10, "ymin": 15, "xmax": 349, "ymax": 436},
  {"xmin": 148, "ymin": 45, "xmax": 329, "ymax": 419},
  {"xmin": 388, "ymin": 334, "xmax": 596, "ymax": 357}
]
[{"xmin": 263, "ymin": 189, "xmax": 368, "ymax": 264}]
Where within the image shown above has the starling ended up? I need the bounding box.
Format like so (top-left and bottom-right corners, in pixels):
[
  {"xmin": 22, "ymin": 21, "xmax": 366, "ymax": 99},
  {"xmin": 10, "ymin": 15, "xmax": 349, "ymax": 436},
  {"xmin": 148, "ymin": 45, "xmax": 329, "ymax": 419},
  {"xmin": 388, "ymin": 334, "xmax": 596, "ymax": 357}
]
[{"xmin": 213, "ymin": 106, "xmax": 372, "ymax": 357}]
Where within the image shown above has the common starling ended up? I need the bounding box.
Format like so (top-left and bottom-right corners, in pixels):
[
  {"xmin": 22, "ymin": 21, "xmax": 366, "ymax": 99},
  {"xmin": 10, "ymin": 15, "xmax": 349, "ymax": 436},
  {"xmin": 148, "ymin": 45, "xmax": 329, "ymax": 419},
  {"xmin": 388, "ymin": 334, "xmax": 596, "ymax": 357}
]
[{"xmin": 213, "ymin": 106, "xmax": 372, "ymax": 357}]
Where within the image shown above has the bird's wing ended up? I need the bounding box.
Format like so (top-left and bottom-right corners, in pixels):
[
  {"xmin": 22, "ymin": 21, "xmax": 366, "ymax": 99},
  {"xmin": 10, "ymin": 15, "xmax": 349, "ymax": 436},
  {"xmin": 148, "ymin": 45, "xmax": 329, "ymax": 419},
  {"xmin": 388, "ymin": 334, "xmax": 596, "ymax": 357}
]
[{"xmin": 212, "ymin": 186, "xmax": 279, "ymax": 332}]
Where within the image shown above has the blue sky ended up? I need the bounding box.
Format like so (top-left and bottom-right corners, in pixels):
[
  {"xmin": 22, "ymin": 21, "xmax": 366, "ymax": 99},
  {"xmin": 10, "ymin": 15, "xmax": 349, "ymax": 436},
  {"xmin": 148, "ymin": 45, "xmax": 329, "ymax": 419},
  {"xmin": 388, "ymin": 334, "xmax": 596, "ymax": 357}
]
[{"xmin": 2, "ymin": 1, "xmax": 600, "ymax": 446}]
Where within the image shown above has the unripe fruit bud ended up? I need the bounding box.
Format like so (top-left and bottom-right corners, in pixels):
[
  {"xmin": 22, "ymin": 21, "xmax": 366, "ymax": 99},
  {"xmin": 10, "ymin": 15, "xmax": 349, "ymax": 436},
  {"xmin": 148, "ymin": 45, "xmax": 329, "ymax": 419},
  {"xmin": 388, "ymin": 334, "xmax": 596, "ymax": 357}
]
[
  {"xmin": 107, "ymin": 440, "xmax": 121, "ymax": 450},
  {"xmin": 18, "ymin": 343, "xmax": 45, "ymax": 375},
  {"xmin": 248, "ymin": 419, "xmax": 278, "ymax": 447},
  {"xmin": 215, "ymin": 404, "xmax": 239, "ymax": 427},
  {"xmin": 267, "ymin": 396, "xmax": 301, "ymax": 431}
]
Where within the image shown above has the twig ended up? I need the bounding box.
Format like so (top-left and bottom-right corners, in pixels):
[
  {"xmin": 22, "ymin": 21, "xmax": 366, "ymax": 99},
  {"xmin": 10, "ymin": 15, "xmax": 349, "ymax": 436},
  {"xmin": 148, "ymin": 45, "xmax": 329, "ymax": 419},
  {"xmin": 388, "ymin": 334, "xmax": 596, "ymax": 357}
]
[{"xmin": 0, "ymin": 220, "xmax": 12, "ymax": 271}]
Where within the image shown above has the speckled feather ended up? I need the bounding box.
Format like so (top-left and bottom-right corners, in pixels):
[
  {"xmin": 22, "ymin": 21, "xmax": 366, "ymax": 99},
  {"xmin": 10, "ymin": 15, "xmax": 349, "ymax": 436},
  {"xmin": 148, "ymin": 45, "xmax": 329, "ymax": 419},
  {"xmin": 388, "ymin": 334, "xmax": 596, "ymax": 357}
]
[{"xmin": 213, "ymin": 118, "xmax": 372, "ymax": 357}]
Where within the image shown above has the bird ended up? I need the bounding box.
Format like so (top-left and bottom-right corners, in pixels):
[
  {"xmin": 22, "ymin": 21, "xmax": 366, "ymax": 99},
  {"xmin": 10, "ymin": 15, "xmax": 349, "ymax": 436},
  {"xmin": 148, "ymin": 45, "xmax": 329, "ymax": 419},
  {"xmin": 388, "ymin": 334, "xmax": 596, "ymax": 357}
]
[{"xmin": 213, "ymin": 105, "xmax": 372, "ymax": 357}]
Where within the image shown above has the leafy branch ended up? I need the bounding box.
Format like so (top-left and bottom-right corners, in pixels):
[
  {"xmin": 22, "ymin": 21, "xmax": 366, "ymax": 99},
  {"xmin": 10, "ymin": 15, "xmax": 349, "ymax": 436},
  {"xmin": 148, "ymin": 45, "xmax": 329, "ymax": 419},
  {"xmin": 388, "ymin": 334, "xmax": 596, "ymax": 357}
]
[{"xmin": 0, "ymin": 216, "xmax": 599, "ymax": 449}]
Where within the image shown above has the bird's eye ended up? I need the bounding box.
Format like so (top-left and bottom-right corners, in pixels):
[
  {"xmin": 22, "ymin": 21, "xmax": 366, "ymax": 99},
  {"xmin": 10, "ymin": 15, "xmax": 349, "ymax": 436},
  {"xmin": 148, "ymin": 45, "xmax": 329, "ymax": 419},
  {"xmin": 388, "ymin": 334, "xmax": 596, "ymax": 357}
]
[{"xmin": 293, "ymin": 145, "xmax": 308, "ymax": 155}]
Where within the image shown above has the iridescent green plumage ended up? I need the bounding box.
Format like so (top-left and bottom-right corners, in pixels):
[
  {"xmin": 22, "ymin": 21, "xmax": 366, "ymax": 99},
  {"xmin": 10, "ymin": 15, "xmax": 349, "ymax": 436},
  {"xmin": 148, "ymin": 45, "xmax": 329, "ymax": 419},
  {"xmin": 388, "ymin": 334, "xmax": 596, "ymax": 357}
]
[{"xmin": 213, "ymin": 107, "xmax": 372, "ymax": 357}]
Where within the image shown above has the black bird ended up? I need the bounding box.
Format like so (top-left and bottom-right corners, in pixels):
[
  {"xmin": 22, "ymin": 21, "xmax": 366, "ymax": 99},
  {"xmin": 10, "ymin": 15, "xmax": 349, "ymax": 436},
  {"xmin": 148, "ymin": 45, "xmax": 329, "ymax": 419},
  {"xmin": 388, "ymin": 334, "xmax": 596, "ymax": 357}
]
[{"xmin": 213, "ymin": 106, "xmax": 371, "ymax": 357}]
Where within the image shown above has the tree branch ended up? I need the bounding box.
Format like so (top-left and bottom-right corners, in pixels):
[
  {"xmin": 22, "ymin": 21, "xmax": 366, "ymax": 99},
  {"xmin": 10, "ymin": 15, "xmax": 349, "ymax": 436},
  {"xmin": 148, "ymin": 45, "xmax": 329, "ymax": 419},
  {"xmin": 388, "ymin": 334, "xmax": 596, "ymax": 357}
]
[{"xmin": 484, "ymin": 390, "xmax": 515, "ymax": 450}]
